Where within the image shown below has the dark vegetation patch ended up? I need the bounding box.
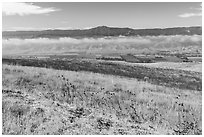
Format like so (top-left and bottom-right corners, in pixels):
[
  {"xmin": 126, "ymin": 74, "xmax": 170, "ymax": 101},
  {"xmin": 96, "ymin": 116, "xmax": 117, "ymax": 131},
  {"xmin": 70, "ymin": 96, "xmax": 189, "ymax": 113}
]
[
  {"xmin": 2, "ymin": 58, "xmax": 201, "ymax": 91},
  {"xmin": 96, "ymin": 117, "xmax": 113, "ymax": 131},
  {"xmin": 121, "ymin": 54, "xmax": 155, "ymax": 63}
]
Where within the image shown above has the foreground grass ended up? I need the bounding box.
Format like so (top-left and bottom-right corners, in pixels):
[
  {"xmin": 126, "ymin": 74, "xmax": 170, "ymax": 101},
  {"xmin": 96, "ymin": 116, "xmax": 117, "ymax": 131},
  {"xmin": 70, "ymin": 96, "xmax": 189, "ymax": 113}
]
[{"xmin": 2, "ymin": 64, "xmax": 202, "ymax": 135}]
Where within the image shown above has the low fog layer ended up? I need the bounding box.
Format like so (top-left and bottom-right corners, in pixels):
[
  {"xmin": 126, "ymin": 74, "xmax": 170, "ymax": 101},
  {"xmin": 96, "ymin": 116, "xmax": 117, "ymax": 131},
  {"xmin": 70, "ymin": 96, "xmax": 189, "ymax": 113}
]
[{"xmin": 2, "ymin": 35, "xmax": 202, "ymax": 55}]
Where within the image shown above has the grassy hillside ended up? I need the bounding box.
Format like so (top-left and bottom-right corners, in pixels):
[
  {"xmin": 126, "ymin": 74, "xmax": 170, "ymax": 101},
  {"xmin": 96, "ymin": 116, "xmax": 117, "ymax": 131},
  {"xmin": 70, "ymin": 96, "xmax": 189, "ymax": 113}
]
[
  {"xmin": 2, "ymin": 64, "xmax": 202, "ymax": 135},
  {"xmin": 3, "ymin": 58, "xmax": 202, "ymax": 91}
]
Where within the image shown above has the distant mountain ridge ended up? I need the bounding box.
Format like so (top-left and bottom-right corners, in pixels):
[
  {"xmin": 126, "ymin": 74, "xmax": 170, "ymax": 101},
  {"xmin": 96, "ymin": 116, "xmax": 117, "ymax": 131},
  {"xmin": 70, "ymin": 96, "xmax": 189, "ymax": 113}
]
[{"xmin": 2, "ymin": 26, "xmax": 202, "ymax": 39}]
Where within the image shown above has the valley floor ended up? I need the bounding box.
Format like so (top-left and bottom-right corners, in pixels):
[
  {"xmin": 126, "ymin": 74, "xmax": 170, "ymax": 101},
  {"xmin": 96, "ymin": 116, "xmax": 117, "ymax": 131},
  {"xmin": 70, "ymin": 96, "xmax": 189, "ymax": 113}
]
[{"xmin": 2, "ymin": 64, "xmax": 202, "ymax": 135}]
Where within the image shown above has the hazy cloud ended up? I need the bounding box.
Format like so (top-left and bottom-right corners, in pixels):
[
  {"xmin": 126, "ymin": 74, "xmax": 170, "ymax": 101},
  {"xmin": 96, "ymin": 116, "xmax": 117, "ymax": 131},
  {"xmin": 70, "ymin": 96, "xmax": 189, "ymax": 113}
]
[
  {"xmin": 2, "ymin": 2, "xmax": 59, "ymax": 16},
  {"xmin": 179, "ymin": 13, "xmax": 202, "ymax": 18},
  {"xmin": 2, "ymin": 36, "xmax": 201, "ymax": 55},
  {"xmin": 7, "ymin": 27, "xmax": 73, "ymax": 31},
  {"xmin": 7, "ymin": 27, "xmax": 45, "ymax": 31},
  {"xmin": 2, "ymin": 37, "xmax": 151, "ymax": 45},
  {"xmin": 179, "ymin": 4, "xmax": 202, "ymax": 18},
  {"xmin": 60, "ymin": 21, "xmax": 69, "ymax": 24}
]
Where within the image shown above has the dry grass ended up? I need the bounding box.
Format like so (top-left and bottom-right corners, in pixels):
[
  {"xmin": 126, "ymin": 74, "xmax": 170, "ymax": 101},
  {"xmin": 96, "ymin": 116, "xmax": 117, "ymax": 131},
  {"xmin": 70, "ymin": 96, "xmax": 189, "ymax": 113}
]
[
  {"xmin": 133, "ymin": 62, "xmax": 202, "ymax": 73},
  {"xmin": 2, "ymin": 64, "xmax": 202, "ymax": 135}
]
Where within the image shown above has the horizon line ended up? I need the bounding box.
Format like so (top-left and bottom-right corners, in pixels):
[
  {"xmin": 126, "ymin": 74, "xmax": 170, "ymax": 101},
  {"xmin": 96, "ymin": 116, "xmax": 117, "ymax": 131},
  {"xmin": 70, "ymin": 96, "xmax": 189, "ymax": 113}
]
[{"xmin": 2, "ymin": 25, "xmax": 202, "ymax": 32}]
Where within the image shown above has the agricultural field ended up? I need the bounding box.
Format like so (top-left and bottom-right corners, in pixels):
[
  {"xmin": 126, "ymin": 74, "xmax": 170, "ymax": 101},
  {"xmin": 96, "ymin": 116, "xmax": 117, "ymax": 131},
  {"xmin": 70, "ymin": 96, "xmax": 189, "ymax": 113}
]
[{"xmin": 2, "ymin": 64, "xmax": 202, "ymax": 135}]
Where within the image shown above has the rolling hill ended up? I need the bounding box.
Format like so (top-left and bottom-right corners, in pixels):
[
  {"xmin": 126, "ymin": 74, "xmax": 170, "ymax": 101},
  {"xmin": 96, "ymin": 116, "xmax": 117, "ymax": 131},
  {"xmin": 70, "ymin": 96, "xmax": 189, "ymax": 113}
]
[{"xmin": 2, "ymin": 26, "xmax": 202, "ymax": 39}]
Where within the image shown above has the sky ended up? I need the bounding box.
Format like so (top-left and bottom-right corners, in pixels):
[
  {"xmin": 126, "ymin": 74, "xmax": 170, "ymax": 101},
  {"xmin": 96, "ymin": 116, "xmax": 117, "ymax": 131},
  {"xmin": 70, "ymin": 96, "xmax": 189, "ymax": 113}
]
[{"xmin": 2, "ymin": 2, "xmax": 202, "ymax": 31}]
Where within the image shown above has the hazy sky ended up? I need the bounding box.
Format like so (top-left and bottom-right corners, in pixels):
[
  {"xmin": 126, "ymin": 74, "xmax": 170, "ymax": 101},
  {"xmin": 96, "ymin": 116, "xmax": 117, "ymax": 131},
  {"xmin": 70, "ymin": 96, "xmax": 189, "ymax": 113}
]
[{"xmin": 2, "ymin": 2, "xmax": 202, "ymax": 31}]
